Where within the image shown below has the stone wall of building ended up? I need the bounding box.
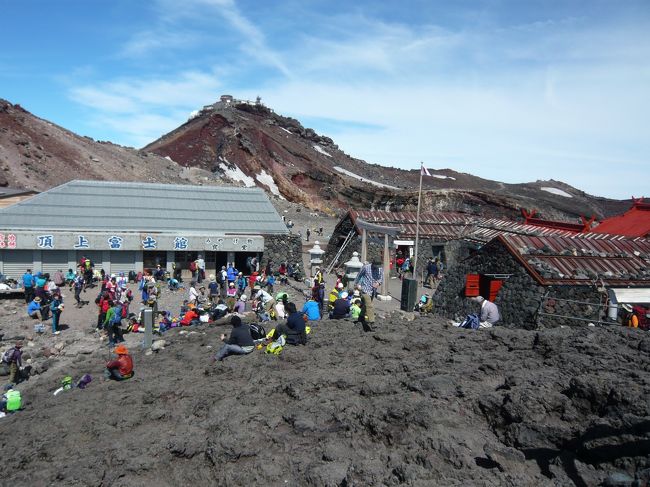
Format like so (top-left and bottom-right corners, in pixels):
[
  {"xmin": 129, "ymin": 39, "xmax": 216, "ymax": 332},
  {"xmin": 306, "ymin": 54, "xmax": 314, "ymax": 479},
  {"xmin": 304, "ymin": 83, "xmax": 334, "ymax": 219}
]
[
  {"xmin": 432, "ymin": 239, "xmax": 602, "ymax": 329},
  {"xmin": 325, "ymin": 219, "xmax": 480, "ymax": 279},
  {"xmin": 262, "ymin": 234, "xmax": 303, "ymax": 268}
]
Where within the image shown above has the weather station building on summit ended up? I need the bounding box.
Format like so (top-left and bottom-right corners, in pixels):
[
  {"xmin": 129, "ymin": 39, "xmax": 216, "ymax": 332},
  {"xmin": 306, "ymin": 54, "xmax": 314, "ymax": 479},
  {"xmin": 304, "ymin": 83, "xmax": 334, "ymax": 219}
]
[{"xmin": 0, "ymin": 180, "xmax": 293, "ymax": 279}]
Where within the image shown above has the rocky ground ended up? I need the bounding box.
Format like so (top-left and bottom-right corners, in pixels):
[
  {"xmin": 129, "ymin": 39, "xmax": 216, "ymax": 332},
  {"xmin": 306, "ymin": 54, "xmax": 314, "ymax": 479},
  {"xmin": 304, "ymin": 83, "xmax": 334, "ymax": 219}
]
[{"xmin": 0, "ymin": 276, "xmax": 649, "ymax": 486}]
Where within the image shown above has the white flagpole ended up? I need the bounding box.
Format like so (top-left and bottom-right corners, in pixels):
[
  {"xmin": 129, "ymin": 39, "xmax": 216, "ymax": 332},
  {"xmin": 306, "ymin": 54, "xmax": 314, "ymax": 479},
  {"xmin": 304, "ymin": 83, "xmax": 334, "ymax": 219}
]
[{"xmin": 413, "ymin": 161, "xmax": 424, "ymax": 279}]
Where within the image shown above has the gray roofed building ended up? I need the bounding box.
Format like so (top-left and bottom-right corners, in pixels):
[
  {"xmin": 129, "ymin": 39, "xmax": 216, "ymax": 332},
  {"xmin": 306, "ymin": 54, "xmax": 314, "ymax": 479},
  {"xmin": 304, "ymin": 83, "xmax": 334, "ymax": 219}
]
[
  {"xmin": 0, "ymin": 180, "xmax": 298, "ymax": 280},
  {"xmin": 0, "ymin": 180, "xmax": 287, "ymax": 234}
]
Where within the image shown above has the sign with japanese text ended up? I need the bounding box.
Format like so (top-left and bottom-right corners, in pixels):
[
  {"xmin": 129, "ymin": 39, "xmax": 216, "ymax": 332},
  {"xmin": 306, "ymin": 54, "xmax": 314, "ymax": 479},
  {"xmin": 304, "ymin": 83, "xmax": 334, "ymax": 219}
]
[{"xmin": 0, "ymin": 231, "xmax": 264, "ymax": 251}]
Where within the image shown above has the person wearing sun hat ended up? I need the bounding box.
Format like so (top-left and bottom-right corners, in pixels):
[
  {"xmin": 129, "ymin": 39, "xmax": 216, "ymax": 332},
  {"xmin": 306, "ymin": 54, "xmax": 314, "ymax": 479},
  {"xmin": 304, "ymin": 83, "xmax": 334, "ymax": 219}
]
[
  {"xmin": 104, "ymin": 344, "xmax": 134, "ymax": 380},
  {"xmin": 27, "ymin": 296, "xmax": 49, "ymax": 321},
  {"xmin": 621, "ymin": 303, "xmax": 639, "ymax": 328}
]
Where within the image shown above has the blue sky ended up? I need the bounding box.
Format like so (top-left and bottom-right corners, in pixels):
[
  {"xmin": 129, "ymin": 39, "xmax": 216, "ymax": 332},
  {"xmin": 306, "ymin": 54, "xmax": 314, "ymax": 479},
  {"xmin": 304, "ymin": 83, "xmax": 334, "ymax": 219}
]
[{"xmin": 1, "ymin": 0, "xmax": 648, "ymax": 199}]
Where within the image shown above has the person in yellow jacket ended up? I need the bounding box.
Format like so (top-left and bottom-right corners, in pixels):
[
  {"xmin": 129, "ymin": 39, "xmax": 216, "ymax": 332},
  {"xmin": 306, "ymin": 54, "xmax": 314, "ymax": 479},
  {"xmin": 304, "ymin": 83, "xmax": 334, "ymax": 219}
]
[{"xmin": 328, "ymin": 283, "xmax": 343, "ymax": 311}]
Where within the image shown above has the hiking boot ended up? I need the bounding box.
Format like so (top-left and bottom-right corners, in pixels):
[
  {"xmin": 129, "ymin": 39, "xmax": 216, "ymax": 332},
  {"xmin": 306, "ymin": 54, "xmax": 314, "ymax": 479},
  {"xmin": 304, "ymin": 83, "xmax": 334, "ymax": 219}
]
[{"xmin": 54, "ymin": 331, "xmax": 61, "ymax": 335}]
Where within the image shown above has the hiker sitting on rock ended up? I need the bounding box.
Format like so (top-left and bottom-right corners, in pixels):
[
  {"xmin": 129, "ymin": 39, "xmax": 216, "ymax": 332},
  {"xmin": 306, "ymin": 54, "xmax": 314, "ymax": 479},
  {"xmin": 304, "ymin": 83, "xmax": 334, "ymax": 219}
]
[
  {"xmin": 269, "ymin": 302, "xmax": 307, "ymax": 345},
  {"xmin": 329, "ymin": 291, "xmax": 351, "ymax": 319},
  {"xmin": 104, "ymin": 344, "xmax": 134, "ymax": 381},
  {"xmin": 473, "ymin": 295, "xmax": 500, "ymax": 327},
  {"xmin": 214, "ymin": 316, "xmax": 255, "ymax": 361},
  {"xmin": 27, "ymin": 296, "xmax": 50, "ymax": 321}
]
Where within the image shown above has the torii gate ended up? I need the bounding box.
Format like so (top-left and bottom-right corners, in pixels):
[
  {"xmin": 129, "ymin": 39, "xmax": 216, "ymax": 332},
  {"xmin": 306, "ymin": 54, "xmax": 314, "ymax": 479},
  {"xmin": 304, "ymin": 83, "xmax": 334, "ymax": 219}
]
[{"xmin": 356, "ymin": 218, "xmax": 399, "ymax": 300}]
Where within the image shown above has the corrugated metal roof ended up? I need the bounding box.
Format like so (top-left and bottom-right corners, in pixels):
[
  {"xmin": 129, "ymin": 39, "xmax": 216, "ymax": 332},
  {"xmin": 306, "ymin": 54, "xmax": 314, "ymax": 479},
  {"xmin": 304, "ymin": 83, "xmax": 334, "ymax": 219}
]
[
  {"xmin": 350, "ymin": 210, "xmax": 583, "ymax": 242},
  {"xmin": 499, "ymin": 234, "xmax": 650, "ymax": 285},
  {"xmin": 0, "ymin": 180, "xmax": 288, "ymax": 235}
]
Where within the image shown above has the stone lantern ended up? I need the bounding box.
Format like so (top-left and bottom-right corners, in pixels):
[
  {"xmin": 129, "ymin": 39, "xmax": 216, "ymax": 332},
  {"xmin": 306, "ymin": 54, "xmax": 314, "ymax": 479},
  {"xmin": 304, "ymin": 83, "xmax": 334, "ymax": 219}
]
[
  {"xmin": 344, "ymin": 251, "xmax": 363, "ymax": 282},
  {"xmin": 308, "ymin": 241, "xmax": 325, "ymax": 277}
]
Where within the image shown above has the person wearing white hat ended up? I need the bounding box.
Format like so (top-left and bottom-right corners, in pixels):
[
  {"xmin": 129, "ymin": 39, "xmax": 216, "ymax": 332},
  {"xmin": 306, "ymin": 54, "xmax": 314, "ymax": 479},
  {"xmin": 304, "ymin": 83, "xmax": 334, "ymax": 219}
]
[{"xmin": 621, "ymin": 304, "xmax": 639, "ymax": 328}]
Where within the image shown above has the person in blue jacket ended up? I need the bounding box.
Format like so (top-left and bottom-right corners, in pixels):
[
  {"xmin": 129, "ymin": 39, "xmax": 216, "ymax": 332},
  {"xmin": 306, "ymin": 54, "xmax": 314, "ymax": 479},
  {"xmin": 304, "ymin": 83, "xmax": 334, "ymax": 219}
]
[
  {"xmin": 226, "ymin": 263, "xmax": 238, "ymax": 283},
  {"xmin": 302, "ymin": 297, "xmax": 321, "ymax": 321},
  {"xmin": 27, "ymin": 296, "xmax": 49, "ymax": 321},
  {"xmin": 22, "ymin": 269, "xmax": 35, "ymax": 304}
]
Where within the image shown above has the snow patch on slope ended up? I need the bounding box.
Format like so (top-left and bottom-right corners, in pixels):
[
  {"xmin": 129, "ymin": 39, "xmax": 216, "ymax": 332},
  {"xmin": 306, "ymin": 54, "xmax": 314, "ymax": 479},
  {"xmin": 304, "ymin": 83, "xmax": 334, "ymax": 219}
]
[
  {"xmin": 541, "ymin": 187, "xmax": 573, "ymax": 198},
  {"xmin": 313, "ymin": 145, "xmax": 332, "ymax": 157},
  {"xmin": 164, "ymin": 155, "xmax": 177, "ymax": 164},
  {"xmin": 280, "ymin": 127, "xmax": 292, "ymax": 134},
  {"xmin": 256, "ymin": 169, "xmax": 285, "ymax": 199},
  {"xmin": 333, "ymin": 166, "xmax": 401, "ymax": 190},
  {"xmin": 219, "ymin": 161, "xmax": 255, "ymax": 187},
  {"xmin": 432, "ymin": 174, "xmax": 456, "ymax": 180}
]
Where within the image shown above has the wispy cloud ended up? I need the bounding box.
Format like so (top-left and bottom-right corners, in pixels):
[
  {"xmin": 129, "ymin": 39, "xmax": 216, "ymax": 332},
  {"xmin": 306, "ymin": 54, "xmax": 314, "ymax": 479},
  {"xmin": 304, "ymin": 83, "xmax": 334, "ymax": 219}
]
[
  {"xmin": 69, "ymin": 71, "xmax": 222, "ymax": 146},
  {"xmin": 120, "ymin": 30, "xmax": 202, "ymax": 58},
  {"xmin": 61, "ymin": 1, "xmax": 649, "ymax": 197}
]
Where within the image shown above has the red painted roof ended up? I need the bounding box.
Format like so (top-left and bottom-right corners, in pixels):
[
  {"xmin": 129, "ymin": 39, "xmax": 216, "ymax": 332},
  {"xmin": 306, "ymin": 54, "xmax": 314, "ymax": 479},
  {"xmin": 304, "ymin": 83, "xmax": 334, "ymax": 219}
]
[{"xmin": 592, "ymin": 199, "xmax": 650, "ymax": 237}]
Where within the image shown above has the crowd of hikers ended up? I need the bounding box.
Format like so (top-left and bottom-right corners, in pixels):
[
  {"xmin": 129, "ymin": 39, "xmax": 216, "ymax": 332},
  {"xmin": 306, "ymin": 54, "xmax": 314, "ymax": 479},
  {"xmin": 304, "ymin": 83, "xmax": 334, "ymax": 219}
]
[{"xmin": 3, "ymin": 255, "xmax": 387, "ymax": 407}]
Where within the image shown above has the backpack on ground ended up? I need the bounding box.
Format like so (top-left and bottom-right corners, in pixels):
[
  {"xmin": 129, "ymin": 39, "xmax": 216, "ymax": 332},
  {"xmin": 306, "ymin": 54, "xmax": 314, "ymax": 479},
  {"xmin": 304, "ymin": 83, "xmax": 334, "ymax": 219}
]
[
  {"xmin": 265, "ymin": 335, "xmax": 285, "ymax": 355},
  {"xmin": 5, "ymin": 389, "xmax": 21, "ymax": 411},
  {"xmin": 460, "ymin": 313, "xmax": 480, "ymax": 330},
  {"xmin": 249, "ymin": 323, "xmax": 266, "ymax": 340},
  {"xmin": 2, "ymin": 348, "xmax": 15, "ymax": 364}
]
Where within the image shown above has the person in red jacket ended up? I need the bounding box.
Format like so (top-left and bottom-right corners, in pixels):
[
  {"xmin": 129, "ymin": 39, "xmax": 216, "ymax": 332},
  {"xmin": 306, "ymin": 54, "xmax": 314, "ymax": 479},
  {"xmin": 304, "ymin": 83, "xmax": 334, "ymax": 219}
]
[
  {"xmin": 180, "ymin": 308, "xmax": 200, "ymax": 326},
  {"xmin": 104, "ymin": 344, "xmax": 134, "ymax": 381},
  {"xmin": 96, "ymin": 292, "xmax": 111, "ymax": 330}
]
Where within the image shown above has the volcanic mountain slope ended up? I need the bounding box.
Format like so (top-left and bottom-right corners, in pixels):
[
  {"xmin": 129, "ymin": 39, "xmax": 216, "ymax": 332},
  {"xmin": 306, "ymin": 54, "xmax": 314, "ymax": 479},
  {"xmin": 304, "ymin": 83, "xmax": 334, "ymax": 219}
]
[
  {"xmin": 144, "ymin": 98, "xmax": 629, "ymax": 220},
  {"xmin": 0, "ymin": 96, "xmax": 628, "ymax": 221},
  {"xmin": 0, "ymin": 99, "xmax": 210, "ymax": 191}
]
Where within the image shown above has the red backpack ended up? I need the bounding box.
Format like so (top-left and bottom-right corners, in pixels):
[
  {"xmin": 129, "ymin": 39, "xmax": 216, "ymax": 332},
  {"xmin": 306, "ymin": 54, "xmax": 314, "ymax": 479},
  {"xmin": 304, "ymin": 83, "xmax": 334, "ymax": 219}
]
[{"xmin": 189, "ymin": 261, "xmax": 197, "ymax": 272}]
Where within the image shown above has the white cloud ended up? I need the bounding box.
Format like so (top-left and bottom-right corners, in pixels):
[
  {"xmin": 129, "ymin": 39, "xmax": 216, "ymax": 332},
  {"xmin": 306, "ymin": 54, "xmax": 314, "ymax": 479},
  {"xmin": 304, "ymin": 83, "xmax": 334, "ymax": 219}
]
[
  {"xmin": 120, "ymin": 30, "xmax": 202, "ymax": 57},
  {"xmin": 63, "ymin": 2, "xmax": 649, "ymax": 198},
  {"xmin": 68, "ymin": 71, "xmax": 223, "ymax": 146}
]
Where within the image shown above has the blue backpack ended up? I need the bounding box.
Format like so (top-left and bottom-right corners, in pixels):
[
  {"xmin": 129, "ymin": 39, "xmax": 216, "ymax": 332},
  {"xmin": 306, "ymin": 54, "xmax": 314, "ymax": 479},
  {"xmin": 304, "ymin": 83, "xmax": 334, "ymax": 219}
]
[{"xmin": 460, "ymin": 313, "xmax": 480, "ymax": 330}]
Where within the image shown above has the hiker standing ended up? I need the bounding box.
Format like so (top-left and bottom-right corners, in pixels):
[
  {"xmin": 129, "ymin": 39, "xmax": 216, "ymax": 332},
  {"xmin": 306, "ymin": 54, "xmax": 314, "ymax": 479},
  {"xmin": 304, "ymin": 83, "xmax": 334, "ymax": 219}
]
[
  {"xmin": 208, "ymin": 275, "xmax": 219, "ymax": 305},
  {"xmin": 73, "ymin": 272, "xmax": 85, "ymax": 308},
  {"xmin": 22, "ymin": 269, "xmax": 34, "ymax": 304},
  {"xmin": 306, "ymin": 228, "xmax": 311, "ymax": 242},
  {"xmin": 425, "ymin": 259, "xmax": 438, "ymax": 288},
  {"xmin": 196, "ymin": 254, "xmax": 206, "ymax": 283},
  {"xmin": 355, "ymin": 260, "xmax": 383, "ymax": 301},
  {"xmin": 3, "ymin": 342, "xmax": 23, "ymax": 385},
  {"xmin": 50, "ymin": 295, "xmax": 64, "ymax": 335}
]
